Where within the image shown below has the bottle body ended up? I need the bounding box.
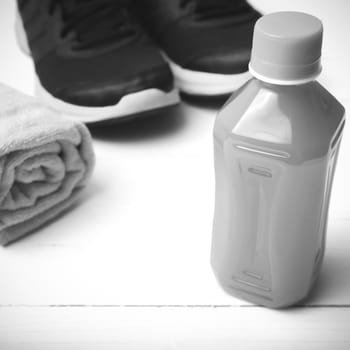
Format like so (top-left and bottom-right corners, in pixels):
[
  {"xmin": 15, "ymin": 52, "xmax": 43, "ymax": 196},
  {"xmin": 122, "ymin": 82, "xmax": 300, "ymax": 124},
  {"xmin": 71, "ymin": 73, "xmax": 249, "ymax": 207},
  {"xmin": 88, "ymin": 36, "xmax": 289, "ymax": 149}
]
[{"xmin": 211, "ymin": 79, "xmax": 345, "ymax": 308}]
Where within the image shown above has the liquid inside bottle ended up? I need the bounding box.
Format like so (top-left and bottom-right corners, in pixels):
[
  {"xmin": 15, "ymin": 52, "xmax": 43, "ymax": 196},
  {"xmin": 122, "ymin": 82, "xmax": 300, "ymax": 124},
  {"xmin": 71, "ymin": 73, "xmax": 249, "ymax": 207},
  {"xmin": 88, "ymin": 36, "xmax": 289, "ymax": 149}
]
[{"xmin": 211, "ymin": 12, "xmax": 345, "ymax": 308}]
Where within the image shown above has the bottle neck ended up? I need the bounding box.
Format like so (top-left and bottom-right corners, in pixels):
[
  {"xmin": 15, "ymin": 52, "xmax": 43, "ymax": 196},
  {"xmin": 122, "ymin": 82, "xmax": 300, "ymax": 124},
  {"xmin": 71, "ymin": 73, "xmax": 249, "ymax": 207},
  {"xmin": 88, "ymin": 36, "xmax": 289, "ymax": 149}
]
[{"xmin": 249, "ymin": 63, "xmax": 321, "ymax": 86}]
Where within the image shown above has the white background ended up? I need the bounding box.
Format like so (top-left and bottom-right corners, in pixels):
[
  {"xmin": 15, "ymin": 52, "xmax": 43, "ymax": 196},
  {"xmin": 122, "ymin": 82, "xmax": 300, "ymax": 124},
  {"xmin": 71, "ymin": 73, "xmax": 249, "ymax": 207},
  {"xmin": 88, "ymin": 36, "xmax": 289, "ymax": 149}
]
[{"xmin": 0, "ymin": 0, "xmax": 350, "ymax": 349}]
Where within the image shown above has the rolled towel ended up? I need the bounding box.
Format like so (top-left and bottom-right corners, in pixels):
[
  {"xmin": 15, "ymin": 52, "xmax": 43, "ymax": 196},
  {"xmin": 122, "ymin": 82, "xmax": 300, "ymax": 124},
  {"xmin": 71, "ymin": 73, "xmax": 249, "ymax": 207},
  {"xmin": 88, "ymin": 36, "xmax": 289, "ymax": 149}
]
[{"xmin": 0, "ymin": 84, "xmax": 95, "ymax": 246}]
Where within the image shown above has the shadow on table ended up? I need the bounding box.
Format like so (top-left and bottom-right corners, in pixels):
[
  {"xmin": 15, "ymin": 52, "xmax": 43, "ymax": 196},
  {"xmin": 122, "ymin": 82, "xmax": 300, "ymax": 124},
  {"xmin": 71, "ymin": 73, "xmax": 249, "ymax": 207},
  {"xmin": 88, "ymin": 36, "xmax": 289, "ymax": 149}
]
[
  {"xmin": 88, "ymin": 104, "xmax": 186, "ymax": 142},
  {"xmin": 303, "ymin": 257, "xmax": 349, "ymax": 305},
  {"xmin": 300, "ymin": 223, "xmax": 350, "ymax": 307},
  {"xmin": 88, "ymin": 93, "xmax": 230, "ymax": 142},
  {"xmin": 180, "ymin": 92, "xmax": 230, "ymax": 110}
]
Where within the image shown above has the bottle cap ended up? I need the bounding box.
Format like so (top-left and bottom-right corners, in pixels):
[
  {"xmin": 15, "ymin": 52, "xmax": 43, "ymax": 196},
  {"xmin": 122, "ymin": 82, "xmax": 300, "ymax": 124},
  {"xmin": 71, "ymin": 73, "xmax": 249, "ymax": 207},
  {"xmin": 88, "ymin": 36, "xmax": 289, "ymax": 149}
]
[{"xmin": 249, "ymin": 12, "xmax": 323, "ymax": 85}]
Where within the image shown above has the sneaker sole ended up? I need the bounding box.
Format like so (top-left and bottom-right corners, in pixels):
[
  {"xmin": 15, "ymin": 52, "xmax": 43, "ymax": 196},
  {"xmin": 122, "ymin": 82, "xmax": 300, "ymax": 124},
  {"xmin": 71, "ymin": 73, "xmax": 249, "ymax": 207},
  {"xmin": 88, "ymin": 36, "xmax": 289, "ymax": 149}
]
[
  {"xmin": 35, "ymin": 77, "xmax": 179, "ymax": 124},
  {"xmin": 15, "ymin": 12, "xmax": 180, "ymax": 124},
  {"xmin": 167, "ymin": 59, "xmax": 252, "ymax": 96}
]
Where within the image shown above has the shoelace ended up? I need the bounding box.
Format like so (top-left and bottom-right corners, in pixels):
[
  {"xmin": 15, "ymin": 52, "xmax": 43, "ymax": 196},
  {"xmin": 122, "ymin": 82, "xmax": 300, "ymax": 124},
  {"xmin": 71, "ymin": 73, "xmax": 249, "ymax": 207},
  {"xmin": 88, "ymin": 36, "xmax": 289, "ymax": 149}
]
[
  {"xmin": 49, "ymin": 0, "xmax": 138, "ymax": 51},
  {"xmin": 180, "ymin": 0, "xmax": 252, "ymax": 22}
]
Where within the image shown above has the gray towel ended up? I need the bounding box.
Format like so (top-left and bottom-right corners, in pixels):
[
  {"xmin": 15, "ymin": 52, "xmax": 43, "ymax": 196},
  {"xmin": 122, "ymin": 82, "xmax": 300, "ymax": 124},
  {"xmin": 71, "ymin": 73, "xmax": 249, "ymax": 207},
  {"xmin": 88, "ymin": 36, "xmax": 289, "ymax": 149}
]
[{"xmin": 0, "ymin": 84, "xmax": 95, "ymax": 246}]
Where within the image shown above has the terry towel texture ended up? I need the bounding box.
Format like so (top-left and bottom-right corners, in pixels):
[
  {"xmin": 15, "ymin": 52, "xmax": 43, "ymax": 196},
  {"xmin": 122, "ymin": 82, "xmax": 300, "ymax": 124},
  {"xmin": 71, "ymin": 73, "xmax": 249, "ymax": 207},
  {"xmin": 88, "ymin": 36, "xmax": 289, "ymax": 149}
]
[{"xmin": 0, "ymin": 84, "xmax": 95, "ymax": 246}]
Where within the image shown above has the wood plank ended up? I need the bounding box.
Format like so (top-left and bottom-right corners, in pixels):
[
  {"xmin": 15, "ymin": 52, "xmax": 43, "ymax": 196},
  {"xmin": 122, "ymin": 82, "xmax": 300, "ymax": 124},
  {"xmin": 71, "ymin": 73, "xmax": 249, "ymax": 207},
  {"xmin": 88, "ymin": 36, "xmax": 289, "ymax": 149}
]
[
  {"xmin": 0, "ymin": 217, "xmax": 349, "ymax": 306},
  {"xmin": 1, "ymin": 306, "xmax": 350, "ymax": 349}
]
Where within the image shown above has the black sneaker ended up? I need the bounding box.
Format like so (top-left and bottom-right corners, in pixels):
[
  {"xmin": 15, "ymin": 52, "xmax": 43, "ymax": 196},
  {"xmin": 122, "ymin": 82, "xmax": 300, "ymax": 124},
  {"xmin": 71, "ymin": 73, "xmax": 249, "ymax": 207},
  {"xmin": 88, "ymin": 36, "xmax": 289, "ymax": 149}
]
[
  {"xmin": 15, "ymin": 0, "xmax": 179, "ymax": 124},
  {"xmin": 134, "ymin": 0, "xmax": 261, "ymax": 96}
]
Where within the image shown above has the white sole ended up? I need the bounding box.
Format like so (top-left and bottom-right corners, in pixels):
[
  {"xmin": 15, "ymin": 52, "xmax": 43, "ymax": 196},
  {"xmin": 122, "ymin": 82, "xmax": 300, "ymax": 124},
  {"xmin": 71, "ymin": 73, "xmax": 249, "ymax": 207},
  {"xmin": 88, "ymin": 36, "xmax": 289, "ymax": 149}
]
[
  {"xmin": 35, "ymin": 78, "xmax": 180, "ymax": 124},
  {"xmin": 168, "ymin": 59, "xmax": 252, "ymax": 96},
  {"xmin": 15, "ymin": 11, "xmax": 180, "ymax": 124}
]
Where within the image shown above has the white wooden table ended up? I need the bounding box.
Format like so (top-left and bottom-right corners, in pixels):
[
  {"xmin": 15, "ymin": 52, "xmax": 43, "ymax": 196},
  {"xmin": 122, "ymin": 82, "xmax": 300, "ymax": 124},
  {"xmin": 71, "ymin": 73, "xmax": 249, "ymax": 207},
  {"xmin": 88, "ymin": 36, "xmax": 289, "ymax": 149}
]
[{"xmin": 0, "ymin": 1, "xmax": 349, "ymax": 349}]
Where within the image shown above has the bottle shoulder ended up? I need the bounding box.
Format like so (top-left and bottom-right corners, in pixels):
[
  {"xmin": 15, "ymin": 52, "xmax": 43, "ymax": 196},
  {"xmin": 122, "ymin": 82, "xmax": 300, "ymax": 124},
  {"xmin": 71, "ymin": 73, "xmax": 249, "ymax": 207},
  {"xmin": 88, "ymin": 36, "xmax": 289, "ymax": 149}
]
[{"xmin": 214, "ymin": 79, "xmax": 345, "ymax": 160}]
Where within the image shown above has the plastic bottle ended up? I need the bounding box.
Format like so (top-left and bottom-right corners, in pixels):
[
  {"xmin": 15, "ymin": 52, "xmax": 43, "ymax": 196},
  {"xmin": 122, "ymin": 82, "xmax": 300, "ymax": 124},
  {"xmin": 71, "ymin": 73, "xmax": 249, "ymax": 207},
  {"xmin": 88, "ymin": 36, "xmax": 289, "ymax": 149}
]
[{"xmin": 211, "ymin": 12, "xmax": 345, "ymax": 308}]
